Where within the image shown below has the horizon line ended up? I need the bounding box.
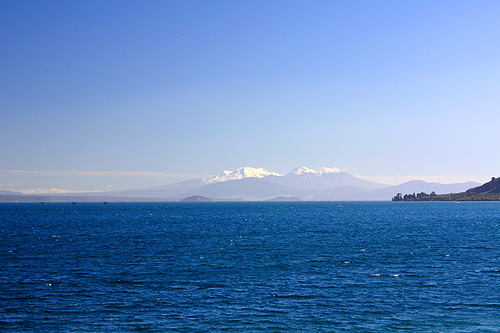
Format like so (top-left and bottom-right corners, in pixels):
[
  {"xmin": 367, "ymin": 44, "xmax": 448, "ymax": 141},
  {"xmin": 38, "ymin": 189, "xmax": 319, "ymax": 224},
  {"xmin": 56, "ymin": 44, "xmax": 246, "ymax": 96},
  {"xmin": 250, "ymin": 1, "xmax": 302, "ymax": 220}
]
[{"xmin": 0, "ymin": 169, "xmax": 212, "ymax": 179}]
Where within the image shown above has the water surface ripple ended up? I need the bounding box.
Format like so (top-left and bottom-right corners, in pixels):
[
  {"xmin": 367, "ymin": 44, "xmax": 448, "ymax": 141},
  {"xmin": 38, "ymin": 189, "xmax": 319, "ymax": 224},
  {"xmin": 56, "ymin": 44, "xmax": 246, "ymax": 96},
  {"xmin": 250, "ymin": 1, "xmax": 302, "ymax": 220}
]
[{"xmin": 1, "ymin": 202, "xmax": 500, "ymax": 331}]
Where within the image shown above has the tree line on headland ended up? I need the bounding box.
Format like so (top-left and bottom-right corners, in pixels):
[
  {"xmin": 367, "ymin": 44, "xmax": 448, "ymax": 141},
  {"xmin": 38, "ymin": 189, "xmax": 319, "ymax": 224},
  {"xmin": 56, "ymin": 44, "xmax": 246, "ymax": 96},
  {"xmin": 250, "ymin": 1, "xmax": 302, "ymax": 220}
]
[
  {"xmin": 393, "ymin": 177, "xmax": 500, "ymax": 201},
  {"xmin": 392, "ymin": 191, "xmax": 437, "ymax": 201}
]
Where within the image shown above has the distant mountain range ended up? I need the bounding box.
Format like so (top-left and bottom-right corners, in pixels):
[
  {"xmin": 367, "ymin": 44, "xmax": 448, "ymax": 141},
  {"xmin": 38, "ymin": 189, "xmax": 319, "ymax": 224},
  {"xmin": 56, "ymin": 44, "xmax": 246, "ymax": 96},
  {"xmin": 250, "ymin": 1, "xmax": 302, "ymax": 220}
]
[
  {"xmin": 0, "ymin": 190, "xmax": 23, "ymax": 195},
  {"xmin": 393, "ymin": 177, "xmax": 500, "ymax": 201},
  {"xmin": 0, "ymin": 166, "xmax": 481, "ymax": 202}
]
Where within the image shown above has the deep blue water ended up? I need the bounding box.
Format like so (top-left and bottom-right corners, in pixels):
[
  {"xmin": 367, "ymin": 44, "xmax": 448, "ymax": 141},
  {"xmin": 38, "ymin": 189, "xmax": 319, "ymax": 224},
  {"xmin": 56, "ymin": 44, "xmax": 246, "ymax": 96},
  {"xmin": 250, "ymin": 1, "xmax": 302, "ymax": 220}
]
[{"xmin": 1, "ymin": 202, "xmax": 500, "ymax": 332}]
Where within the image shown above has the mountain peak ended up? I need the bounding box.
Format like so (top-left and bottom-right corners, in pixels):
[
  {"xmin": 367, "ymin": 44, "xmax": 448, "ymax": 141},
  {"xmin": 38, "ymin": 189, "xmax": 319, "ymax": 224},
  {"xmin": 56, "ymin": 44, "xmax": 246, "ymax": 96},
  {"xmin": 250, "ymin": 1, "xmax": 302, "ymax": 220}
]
[
  {"xmin": 202, "ymin": 166, "xmax": 345, "ymax": 185},
  {"xmin": 287, "ymin": 166, "xmax": 342, "ymax": 176},
  {"xmin": 203, "ymin": 167, "xmax": 282, "ymax": 184},
  {"xmin": 288, "ymin": 167, "xmax": 318, "ymax": 176}
]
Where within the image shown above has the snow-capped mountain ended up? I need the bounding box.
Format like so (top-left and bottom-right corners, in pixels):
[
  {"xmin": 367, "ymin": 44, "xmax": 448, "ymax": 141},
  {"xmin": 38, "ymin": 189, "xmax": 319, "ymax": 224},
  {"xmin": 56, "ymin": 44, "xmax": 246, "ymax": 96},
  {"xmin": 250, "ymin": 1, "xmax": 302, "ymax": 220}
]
[
  {"xmin": 204, "ymin": 166, "xmax": 343, "ymax": 181},
  {"xmin": 203, "ymin": 167, "xmax": 282, "ymax": 184},
  {"xmin": 57, "ymin": 166, "xmax": 480, "ymax": 202},
  {"xmin": 287, "ymin": 167, "xmax": 341, "ymax": 176},
  {"xmin": 195, "ymin": 166, "xmax": 386, "ymax": 196},
  {"xmin": 272, "ymin": 167, "xmax": 385, "ymax": 191},
  {"xmin": 287, "ymin": 167, "xmax": 318, "ymax": 176}
]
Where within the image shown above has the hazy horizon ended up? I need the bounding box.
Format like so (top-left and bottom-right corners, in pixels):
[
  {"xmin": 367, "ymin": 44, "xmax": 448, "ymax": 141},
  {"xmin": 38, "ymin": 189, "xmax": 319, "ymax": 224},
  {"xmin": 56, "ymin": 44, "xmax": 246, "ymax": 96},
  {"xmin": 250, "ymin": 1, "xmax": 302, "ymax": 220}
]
[
  {"xmin": 2, "ymin": 1, "xmax": 499, "ymax": 193},
  {"xmin": 0, "ymin": 166, "xmax": 487, "ymax": 195}
]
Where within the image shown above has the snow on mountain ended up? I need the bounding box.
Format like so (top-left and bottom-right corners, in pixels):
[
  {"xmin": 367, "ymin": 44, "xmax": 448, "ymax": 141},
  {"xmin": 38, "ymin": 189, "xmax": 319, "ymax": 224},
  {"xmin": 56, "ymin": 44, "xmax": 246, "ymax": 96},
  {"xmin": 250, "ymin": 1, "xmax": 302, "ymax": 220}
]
[
  {"xmin": 271, "ymin": 167, "xmax": 385, "ymax": 191},
  {"xmin": 203, "ymin": 166, "xmax": 345, "ymax": 185},
  {"xmin": 286, "ymin": 166, "xmax": 341, "ymax": 176},
  {"xmin": 287, "ymin": 167, "xmax": 318, "ymax": 176},
  {"xmin": 203, "ymin": 167, "xmax": 282, "ymax": 184},
  {"xmin": 317, "ymin": 167, "xmax": 341, "ymax": 175}
]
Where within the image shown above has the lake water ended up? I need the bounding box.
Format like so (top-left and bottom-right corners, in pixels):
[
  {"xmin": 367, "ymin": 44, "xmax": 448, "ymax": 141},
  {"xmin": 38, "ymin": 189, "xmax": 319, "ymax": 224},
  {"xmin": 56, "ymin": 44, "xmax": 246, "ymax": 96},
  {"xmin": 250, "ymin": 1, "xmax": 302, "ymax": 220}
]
[{"xmin": 1, "ymin": 202, "xmax": 500, "ymax": 332}]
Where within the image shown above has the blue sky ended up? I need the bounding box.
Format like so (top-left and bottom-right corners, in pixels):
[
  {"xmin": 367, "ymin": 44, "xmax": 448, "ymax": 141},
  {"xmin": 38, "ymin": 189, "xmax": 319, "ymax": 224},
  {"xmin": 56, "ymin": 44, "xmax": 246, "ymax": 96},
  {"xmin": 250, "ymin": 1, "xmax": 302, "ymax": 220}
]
[{"xmin": 1, "ymin": 0, "xmax": 499, "ymax": 192}]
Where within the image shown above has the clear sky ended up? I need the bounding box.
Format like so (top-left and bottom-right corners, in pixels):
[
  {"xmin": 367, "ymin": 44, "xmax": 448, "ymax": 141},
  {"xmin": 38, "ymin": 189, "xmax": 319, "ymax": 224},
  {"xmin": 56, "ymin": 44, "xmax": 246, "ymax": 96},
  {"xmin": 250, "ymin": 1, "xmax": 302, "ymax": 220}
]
[{"xmin": 1, "ymin": 0, "xmax": 499, "ymax": 193}]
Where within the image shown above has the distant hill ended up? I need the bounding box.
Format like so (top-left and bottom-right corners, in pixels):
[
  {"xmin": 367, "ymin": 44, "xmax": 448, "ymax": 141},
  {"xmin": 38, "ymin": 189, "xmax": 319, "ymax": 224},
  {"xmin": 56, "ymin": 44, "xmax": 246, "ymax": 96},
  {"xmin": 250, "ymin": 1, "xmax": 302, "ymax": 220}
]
[
  {"xmin": 0, "ymin": 190, "xmax": 23, "ymax": 195},
  {"xmin": 180, "ymin": 195, "xmax": 211, "ymax": 202},
  {"xmin": 364, "ymin": 180, "xmax": 479, "ymax": 201},
  {"xmin": 266, "ymin": 196, "xmax": 302, "ymax": 202},
  {"xmin": 393, "ymin": 177, "xmax": 500, "ymax": 201}
]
